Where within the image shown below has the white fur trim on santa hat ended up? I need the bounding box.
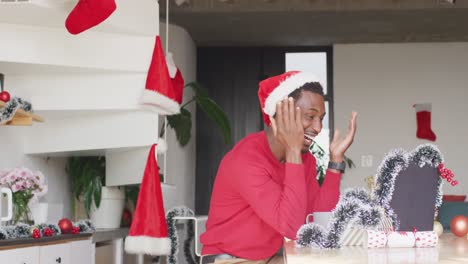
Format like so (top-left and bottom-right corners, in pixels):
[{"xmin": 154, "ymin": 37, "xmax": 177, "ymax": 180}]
[
  {"xmin": 125, "ymin": 235, "xmax": 171, "ymax": 255},
  {"xmin": 140, "ymin": 89, "xmax": 180, "ymax": 115},
  {"xmin": 166, "ymin": 52, "xmax": 178, "ymax": 78},
  {"xmin": 263, "ymin": 72, "xmax": 320, "ymax": 117},
  {"xmin": 157, "ymin": 137, "xmax": 167, "ymax": 154}
]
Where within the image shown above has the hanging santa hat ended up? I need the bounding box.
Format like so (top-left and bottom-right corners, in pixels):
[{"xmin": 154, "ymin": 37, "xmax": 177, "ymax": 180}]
[
  {"xmin": 124, "ymin": 144, "xmax": 170, "ymax": 255},
  {"xmin": 65, "ymin": 0, "xmax": 116, "ymax": 35},
  {"xmin": 165, "ymin": 52, "xmax": 185, "ymax": 106},
  {"xmin": 258, "ymin": 71, "xmax": 320, "ymax": 126},
  {"xmin": 140, "ymin": 36, "xmax": 181, "ymax": 115}
]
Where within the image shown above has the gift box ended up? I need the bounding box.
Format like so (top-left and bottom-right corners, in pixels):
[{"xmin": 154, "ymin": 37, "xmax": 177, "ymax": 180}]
[
  {"xmin": 364, "ymin": 230, "xmax": 387, "ymax": 248},
  {"xmin": 340, "ymin": 227, "xmax": 365, "ymax": 246},
  {"xmin": 387, "ymin": 231, "xmax": 416, "ymax": 248},
  {"xmin": 414, "ymin": 231, "xmax": 438, "ymax": 248}
]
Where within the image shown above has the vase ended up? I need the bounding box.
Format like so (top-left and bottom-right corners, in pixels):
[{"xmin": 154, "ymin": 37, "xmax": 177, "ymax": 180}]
[
  {"xmin": 12, "ymin": 191, "xmax": 33, "ymax": 225},
  {"xmin": 12, "ymin": 202, "xmax": 32, "ymax": 224}
]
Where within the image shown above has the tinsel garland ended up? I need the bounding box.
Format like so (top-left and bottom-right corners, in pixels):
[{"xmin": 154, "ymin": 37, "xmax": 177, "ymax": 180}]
[
  {"xmin": 184, "ymin": 219, "xmax": 200, "ymax": 264},
  {"xmin": 0, "ymin": 97, "xmax": 33, "ymax": 125},
  {"xmin": 74, "ymin": 220, "xmax": 96, "ymax": 233},
  {"xmin": 297, "ymin": 144, "xmax": 445, "ymax": 249},
  {"xmin": 152, "ymin": 206, "xmax": 198, "ymax": 264},
  {"xmin": 373, "ymin": 144, "xmax": 443, "ymax": 228},
  {"xmin": 296, "ymin": 188, "xmax": 382, "ymax": 249},
  {"xmin": 0, "ymin": 220, "xmax": 94, "ymax": 240}
]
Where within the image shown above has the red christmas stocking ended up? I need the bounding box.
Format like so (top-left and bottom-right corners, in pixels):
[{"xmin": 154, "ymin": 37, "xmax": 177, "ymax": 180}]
[
  {"xmin": 65, "ymin": 0, "xmax": 116, "ymax": 35},
  {"xmin": 414, "ymin": 103, "xmax": 436, "ymax": 141}
]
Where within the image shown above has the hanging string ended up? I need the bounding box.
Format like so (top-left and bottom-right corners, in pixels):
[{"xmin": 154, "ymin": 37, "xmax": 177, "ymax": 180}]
[
  {"xmin": 163, "ymin": 117, "xmax": 168, "ymax": 181},
  {"xmin": 163, "ymin": 0, "xmax": 169, "ymax": 181},
  {"xmin": 165, "ymin": 0, "xmax": 169, "ymax": 56}
]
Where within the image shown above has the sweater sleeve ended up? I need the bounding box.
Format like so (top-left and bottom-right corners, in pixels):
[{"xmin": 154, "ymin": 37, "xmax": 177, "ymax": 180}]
[
  {"xmin": 236, "ymin": 163, "xmax": 308, "ymax": 240},
  {"xmin": 312, "ymin": 169, "xmax": 342, "ymax": 212}
]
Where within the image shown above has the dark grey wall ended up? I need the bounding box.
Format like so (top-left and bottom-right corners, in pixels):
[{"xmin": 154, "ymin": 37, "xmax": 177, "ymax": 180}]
[{"xmin": 195, "ymin": 48, "xmax": 285, "ymax": 214}]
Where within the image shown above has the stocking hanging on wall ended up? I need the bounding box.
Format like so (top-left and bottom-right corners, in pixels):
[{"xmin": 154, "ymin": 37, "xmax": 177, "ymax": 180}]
[
  {"xmin": 65, "ymin": 0, "xmax": 117, "ymax": 35},
  {"xmin": 414, "ymin": 103, "xmax": 436, "ymax": 142}
]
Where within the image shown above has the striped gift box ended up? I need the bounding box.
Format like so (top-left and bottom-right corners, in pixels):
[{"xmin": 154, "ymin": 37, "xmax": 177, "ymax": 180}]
[{"xmin": 340, "ymin": 227, "xmax": 365, "ymax": 246}]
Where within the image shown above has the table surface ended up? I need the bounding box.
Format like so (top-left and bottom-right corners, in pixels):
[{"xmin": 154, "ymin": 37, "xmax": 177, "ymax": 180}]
[{"xmin": 284, "ymin": 233, "xmax": 468, "ymax": 264}]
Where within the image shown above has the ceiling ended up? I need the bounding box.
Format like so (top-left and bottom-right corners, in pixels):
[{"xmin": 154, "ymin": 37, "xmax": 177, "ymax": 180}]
[{"xmin": 161, "ymin": 0, "xmax": 468, "ymax": 46}]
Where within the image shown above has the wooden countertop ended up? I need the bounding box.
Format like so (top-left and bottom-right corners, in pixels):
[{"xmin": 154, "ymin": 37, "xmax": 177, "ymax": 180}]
[{"xmin": 284, "ymin": 233, "xmax": 468, "ymax": 264}]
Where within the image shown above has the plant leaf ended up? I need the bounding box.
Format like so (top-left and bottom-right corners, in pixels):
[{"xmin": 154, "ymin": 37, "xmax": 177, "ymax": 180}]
[
  {"xmin": 93, "ymin": 176, "xmax": 102, "ymax": 209},
  {"xmin": 167, "ymin": 108, "xmax": 192, "ymax": 146},
  {"xmin": 84, "ymin": 181, "xmax": 93, "ymax": 218},
  {"xmin": 344, "ymin": 155, "xmax": 356, "ymax": 169},
  {"xmin": 196, "ymin": 96, "xmax": 232, "ymax": 144},
  {"xmin": 125, "ymin": 185, "xmax": 140, "ymax": 208},
  {"xmin": 185, "ymin": 82, "xmax": 209, "ymax": 97}
]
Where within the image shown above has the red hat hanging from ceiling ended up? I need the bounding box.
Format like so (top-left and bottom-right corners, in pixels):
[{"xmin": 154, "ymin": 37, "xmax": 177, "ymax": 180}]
[{"xmin": 124, "ymin": 144, "xmax": 170, "ymax": 255}]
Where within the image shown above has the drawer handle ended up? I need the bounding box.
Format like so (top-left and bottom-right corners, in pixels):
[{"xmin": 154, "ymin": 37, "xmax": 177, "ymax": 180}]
[{"xmin": 56, "ymin": 257, "xmax": 62, "ymax": 263}]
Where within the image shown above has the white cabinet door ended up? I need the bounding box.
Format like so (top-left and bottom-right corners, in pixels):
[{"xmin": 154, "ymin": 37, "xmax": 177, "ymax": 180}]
[
  {"xmin": 40, "ymin": 243, "xmax": 71, "ymax": 264},
  {"xmin": 70, "ymin": 239, "xmax": 94, "ymax": 264},
  {"xmin": 0, "ymin": 246, "xmax": 40, "ymax": 264}
]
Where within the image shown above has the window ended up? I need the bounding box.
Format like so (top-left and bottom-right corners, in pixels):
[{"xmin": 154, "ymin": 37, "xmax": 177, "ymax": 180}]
[{"xmin": 285, "ymin": 49, "xmax": 333, "ymax": 152}]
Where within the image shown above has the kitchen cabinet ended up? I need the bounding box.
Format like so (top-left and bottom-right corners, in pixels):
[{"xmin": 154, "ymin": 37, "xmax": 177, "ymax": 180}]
[
  {"xmin": 0, "ymin": 238, "xmax": 94, "ymax": 264},
  {"xmin": 0, "ymin": 246, "xmax": 39, "ymax": 264}
]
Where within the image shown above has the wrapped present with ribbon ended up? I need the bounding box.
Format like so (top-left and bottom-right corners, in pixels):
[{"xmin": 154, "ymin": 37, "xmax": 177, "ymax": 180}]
[
  {"xmin": 340, "ymin": 227, "xmax": 365, "ymax": 246},
  {"xmin": 364, "ymin": 230, "xmax": 387, "ymax": 248},
  {"xmin": 414, "ymin": 231, "xmax": 438, "ymax": 248},
  {"xmin": 387, "ymin": 231, "xmax": 416, "ymax": 247}
]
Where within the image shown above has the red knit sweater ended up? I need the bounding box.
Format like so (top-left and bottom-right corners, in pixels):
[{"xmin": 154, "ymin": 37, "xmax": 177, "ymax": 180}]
[{"xmin": 200, "ymin": 131, "xmax": 341, "ymax": 260}]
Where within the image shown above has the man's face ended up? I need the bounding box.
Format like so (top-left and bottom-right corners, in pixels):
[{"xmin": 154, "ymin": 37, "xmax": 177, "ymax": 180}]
[{"xmin": 295, "ymin": 91, "xmax": 326, "ymax": 153}]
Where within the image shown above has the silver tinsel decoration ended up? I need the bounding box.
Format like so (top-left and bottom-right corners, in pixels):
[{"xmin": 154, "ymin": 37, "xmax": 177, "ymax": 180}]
[
  {"xmin": 152, "ymin": 206, "xmax": 198, "ymax": 264},
  {"xmin": 297, "ymin": 144, "xmax": 444, "ymax": 249},
  {"xmin": 0, "ymin": 97, "xmax": 33, "ymax": 124}
]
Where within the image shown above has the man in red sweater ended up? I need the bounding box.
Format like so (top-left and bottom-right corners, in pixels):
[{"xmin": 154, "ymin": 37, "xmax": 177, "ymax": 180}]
[{"xmin": 200, "ymin": 71, "xmax": 357, "ymax": 264}]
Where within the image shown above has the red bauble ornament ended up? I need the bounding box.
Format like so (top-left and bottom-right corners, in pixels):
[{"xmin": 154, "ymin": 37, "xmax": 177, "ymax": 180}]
[
  {"xmin": 43, "ymin": 227, "xmax": 54, "ymax": 237},
  {"xmin": 121, "ymin": 208, "xmax": 132, "ymax": 227},
  {"xmin": 58, "ymin": 218, "xmax": 73, "ymax": 234},
  {"xmin": 450, "ymin": 215, "xmax": 468, "ymax": 237},
  {"xmin": 32, "ymin": 229, "xmax": 41, "ymax": 239},
  {"xmin": 0, "ymin": 91, "xmax": 10, "ymax": 102},
  {"xmin": 71, "ymin": 226, "xmax": 80, "ymax": 234}
]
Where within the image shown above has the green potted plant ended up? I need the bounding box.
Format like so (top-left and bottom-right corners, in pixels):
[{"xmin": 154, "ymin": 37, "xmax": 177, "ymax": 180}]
[
  {"xmin": 66, "ymin": 156, "xmax": 125, "ymax": 228},
  {"xmin": 66, "ymin": 156, "xmax": 104, "ymax": 217}
]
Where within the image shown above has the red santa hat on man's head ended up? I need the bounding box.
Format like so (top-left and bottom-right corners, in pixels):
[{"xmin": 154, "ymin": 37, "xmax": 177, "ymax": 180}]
[
  {"xmin": 258, "ymin": 71, "xmax": 320, "ymax": 126},
  {"xmin": 140, "ymin": 36, "xmax": 180, "ymax": 115},
  {"xmin": 124, "ymin": 144, "xmax": 170, "ymax": 256}
]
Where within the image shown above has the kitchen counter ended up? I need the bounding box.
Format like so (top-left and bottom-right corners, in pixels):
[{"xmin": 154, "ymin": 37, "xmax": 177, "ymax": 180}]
[
  {"xmin": 284, "ymin": 233, "xmax": 468, "ymax": 264},
  {"xmin": 0, "ymin": 233, "xmax": 91, "ymax": 250},
  {"xmin": 0, "ymin": 227, "xmax": 129, "ymax": 250},
  {"xmin": 93, "ymin": 228, "xmax": 129, "ymax": 243}
]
